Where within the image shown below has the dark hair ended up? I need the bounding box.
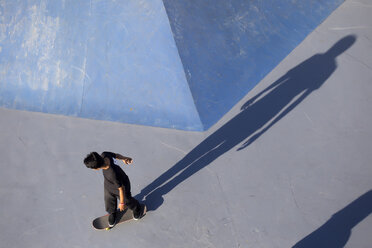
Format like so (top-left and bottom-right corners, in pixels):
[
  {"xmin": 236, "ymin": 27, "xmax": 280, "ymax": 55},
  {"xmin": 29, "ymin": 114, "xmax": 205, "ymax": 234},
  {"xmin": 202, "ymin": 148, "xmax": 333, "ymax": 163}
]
[{"xmin": 84, "ymin": 152, "xmax": 104, "ymax": 169}]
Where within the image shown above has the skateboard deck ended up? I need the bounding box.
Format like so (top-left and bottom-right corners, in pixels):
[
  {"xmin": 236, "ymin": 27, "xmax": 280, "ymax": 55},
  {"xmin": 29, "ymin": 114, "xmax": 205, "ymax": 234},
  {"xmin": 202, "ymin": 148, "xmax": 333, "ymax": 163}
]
[{"xmin": 92, "ymin": 204, "xmax": 146, "ymax": 230}]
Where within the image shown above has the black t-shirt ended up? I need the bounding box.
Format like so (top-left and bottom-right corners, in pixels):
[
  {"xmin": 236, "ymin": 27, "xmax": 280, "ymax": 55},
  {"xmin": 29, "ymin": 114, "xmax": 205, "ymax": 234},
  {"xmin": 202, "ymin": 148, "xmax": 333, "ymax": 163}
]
[{"xmin": 101, "ymin": 152, "xmax": 130, "ymax": 192}]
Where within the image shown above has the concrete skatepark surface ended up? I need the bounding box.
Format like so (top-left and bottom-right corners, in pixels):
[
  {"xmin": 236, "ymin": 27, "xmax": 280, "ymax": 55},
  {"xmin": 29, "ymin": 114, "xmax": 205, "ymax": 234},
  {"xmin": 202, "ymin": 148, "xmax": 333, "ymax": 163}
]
[{"xmin": 1, "ymin": 0, "xmax": 372, "ymax": 247}]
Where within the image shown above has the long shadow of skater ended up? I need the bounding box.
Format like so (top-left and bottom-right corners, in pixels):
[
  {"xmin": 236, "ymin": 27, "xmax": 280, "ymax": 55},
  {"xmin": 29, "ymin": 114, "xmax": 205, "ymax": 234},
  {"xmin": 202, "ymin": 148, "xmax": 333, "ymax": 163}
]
[
  {"xmin": 137, "ymin": 35, "xmax": 356, "ymax": 211},
  {"xmin": 293, "ymin": 190, "xmax": 372, "ymax": 248}
]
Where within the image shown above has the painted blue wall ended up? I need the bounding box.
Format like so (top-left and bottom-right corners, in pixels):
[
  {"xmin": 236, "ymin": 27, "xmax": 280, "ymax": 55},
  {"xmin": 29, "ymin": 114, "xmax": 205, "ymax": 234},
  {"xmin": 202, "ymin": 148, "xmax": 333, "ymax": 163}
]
[
  {"xmin": 163, "ymin": 0, "xmax": 344, "ymax": 130},
  {"xmin": 0, "ymin": 0, "xmax": 203, "ymax": 131},
  {"xmin": 0, "ymin": 0, "xmax": 343, "ymax": 131}
]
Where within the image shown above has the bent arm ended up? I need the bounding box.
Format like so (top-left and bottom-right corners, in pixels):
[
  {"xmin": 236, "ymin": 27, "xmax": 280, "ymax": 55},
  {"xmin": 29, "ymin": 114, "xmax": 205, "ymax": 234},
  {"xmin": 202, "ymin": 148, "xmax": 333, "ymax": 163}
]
[{"xmin": 115, "ymin": 153, "xmax": 133, "ymax": 164}]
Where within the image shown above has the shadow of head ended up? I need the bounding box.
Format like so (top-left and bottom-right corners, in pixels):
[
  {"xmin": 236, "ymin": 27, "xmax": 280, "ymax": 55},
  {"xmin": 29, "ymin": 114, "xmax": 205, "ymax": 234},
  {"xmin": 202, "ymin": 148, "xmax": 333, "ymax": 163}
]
[{"xmin": 325, "ymin": 35, "xmax": 356, "ymax": 57}]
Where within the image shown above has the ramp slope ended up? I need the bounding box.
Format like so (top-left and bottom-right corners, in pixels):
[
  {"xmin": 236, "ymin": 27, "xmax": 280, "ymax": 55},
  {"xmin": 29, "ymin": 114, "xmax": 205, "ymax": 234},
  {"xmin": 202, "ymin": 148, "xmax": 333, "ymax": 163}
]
[{"xmin": 0, "ymin": 0, "xmax": 343, "ymax": 130}]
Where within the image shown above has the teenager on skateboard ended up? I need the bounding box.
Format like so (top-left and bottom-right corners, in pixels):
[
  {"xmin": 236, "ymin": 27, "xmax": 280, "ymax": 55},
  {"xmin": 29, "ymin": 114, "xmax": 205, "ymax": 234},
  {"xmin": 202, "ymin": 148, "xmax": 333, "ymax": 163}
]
[{"xmin": 84, "ymin": 151, "xmax": 146, "ymax": 228}]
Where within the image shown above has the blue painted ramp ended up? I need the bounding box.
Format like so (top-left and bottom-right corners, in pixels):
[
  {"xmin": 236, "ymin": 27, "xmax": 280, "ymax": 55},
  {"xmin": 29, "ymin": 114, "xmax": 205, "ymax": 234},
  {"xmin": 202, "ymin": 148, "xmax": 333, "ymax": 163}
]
[
  {"xmin": 0, "ymin": 0, "xmax": 202, "ymax": 131},
  {"xmin": 163, "ymin": 0, "xmax": 344, "ymax": 130},
  {"xmin": 0, "ymin": 0, "xmax": 343, "ymax": 131}
]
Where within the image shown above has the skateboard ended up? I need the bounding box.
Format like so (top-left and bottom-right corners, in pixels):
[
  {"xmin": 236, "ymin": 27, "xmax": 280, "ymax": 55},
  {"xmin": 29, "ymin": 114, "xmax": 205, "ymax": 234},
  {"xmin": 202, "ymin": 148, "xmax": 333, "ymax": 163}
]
[{"xmin": 92, "ymin": 204, "xmax": 147, "ymax": 230}]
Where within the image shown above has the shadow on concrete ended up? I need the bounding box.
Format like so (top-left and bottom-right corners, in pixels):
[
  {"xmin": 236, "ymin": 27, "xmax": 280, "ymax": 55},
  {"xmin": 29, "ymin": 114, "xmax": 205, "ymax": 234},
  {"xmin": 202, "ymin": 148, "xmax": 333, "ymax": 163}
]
[
  {"xmin": 293, "ymin": 190, "xmax": 372, "ymax": 248},
  {"xmin": 137, "ymin": 35, "xmax": 356, "ymax": 211}
]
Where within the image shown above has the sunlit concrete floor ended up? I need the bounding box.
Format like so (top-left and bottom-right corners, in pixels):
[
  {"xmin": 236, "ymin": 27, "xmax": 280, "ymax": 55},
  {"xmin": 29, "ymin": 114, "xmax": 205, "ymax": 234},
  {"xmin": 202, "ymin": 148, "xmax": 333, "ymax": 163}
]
[{"xmin": 1, "ymin": 1, "xmax": 371, "ymax": 247}]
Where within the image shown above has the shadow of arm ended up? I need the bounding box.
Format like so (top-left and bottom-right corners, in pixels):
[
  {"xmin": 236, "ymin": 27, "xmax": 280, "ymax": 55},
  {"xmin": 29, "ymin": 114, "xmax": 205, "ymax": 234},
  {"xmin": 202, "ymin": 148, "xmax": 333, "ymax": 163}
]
[
  {"xmin": 238, "ymin": 89, "xmax": 311, "ymax": 150},
  {"xmin": 241, "ymin": 75, "xmax": 290, "ymax": 110}
]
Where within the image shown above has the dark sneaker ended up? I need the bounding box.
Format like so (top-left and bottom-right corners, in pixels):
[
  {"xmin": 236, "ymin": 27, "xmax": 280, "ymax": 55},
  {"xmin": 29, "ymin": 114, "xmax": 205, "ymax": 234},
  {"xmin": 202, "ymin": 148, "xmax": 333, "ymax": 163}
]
[
  {"xmin": 108, "ymin": 212, "xmax": 117, "ymax": 227},
  {"xmin": 134, "ymin": 205, "xmax": 147, "ymax": 220}
]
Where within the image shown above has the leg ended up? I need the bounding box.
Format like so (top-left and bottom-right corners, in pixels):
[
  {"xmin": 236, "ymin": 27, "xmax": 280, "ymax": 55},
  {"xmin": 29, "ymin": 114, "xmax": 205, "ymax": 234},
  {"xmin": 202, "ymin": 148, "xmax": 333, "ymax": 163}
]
[
  {"xmin": 122, "ymin": 178, "xmax": 142, "ymax": 218},
  {"xmin": 125, "ymin": 191, "xmax": 142, "ymax": 218},
  {"xmin": 104, "ymin": 188, "xmax": 117, "ymax": 214}
]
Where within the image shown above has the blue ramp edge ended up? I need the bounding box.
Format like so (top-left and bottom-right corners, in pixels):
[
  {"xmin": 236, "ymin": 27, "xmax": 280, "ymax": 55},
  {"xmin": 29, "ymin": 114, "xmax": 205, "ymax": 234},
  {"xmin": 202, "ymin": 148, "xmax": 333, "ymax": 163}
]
[
  {"xmin": 0, "ymin": 0, "xmax": 203, "ymax": 131},
  {"xmin": 163, "ymin": 0, "xmax": 344, "ymax": 130}
]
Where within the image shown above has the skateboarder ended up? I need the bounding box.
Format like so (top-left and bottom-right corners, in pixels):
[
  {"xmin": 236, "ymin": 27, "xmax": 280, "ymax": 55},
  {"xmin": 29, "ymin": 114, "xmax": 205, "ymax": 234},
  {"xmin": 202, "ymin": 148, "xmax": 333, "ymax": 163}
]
[{"xmin": 84, "ymin": 151, "xmax": 145, "ymax": 228}]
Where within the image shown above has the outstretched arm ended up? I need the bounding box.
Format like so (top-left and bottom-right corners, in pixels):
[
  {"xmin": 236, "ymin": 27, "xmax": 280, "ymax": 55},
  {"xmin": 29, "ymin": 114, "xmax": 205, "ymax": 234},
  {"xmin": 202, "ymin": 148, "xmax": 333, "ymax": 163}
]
[{"xmin": 115, "ymin": 153, "xmax": 133, "ymax": 165}]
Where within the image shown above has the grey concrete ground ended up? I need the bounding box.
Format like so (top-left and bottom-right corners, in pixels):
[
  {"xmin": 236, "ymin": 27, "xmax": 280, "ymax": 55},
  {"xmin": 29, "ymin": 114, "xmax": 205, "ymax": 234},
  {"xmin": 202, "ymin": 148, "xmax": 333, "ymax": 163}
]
[{"xmin": 1, "ymin": 1, "xmax": 371, "ymax": 247}]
